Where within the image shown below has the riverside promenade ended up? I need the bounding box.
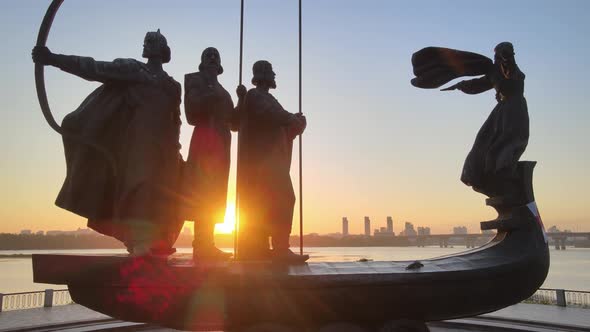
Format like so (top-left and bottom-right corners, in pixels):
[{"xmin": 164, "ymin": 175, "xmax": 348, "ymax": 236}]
[{"xmin": 0, "ymin": 303, "xmax": 589, "ymax": 331}]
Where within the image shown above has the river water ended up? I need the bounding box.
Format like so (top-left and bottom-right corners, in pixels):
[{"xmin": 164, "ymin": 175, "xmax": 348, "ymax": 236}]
[{"xmin": 0, "ymin": 247, "xmax": 588, "ymax": 293}]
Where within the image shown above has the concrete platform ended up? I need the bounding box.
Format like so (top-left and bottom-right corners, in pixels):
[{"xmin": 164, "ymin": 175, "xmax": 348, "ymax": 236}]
[
  {"xmin": 0, "ymin": 303, "xmax": 588, "ymax": 331},
  {"xmin": 483, "ymin": 303, "xmax": 590, "ymax": 330}
]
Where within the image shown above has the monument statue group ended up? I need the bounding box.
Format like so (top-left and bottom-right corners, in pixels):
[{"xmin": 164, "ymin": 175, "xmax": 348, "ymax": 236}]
[
  {"xmin": 33, "ymin": 30, "xmax": 308, "ymax": 262},
  {"xmin": 30, "ymin": 3, "xmax": 550, "ymax": 330},
  {"xmin": 32, "ymin": 34, "xmax": 529, "ymax": 264}
]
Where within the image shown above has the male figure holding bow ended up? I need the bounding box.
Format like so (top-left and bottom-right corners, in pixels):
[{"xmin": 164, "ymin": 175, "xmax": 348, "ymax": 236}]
[{"xmin": 32, "ymin": 30, "xmax": 183, "ymax": 256}]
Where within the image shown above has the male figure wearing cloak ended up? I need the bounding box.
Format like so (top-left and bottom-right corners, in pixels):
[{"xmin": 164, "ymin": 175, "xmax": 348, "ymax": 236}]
[
  {"xmin": 184, "ymin": 47, "xmax": 245, "ymax": 260},
  {"xmin": 237, "ymin": 60, "xmax": 308, "ymax": 262},
  {"xmin": 411, "ymin": 42, "xmax": 529, "ymax": 199},
  {"xmin": 32, "ymin": 30, "xmax": 184, "ymax": 255}
]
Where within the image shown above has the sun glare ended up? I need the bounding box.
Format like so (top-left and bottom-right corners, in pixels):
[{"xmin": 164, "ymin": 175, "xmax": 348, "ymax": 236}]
[{"xmin": 215, "ymin": 202, "xmax": 236, "ymax": 234}]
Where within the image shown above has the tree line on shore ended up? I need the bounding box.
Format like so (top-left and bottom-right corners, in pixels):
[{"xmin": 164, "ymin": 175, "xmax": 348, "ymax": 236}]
[{"xmin": 0, "ymin": 232, "xmax": 500, "ymax": 250}]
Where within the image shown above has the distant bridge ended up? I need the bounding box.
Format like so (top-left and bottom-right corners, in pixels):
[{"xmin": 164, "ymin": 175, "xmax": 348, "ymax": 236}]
[
  {"xmin": 395, "ymin": 232, "xmax": 590, "ymax": 249},
  {"xmin": 398, "ymin": 234, "xmax": 494, "ymax": 248},
  {"xmin": 545, "ymin": 232, "xmax": 590, "ymax": 250}
]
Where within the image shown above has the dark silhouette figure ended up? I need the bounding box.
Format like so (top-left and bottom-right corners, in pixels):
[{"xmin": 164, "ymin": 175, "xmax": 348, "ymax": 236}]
[
  {"xmin": 237, "ymin": 60, "xmax": 308, "ymax": 262},
  {"xmin": 411, "ymin": 42, "xmax": 529, "ymax": 199},
  {"xmin": 183, "ymin": 47, "xmax": 245, "ymax": 261},
  {"xmin": 32, "ymin": 30, "xmax": 183, "ymax": 256}
]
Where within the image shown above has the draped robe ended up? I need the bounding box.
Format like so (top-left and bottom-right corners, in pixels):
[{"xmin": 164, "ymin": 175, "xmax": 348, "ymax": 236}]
[
  {"xmin": 236, "ymin": 88, "xmax": 303, "ymax": 252},
  {"xmin": 52, "ymin": 55, "xmax": 183, "ymax": 245},
  {"xmin": 411, "ymin": 47, "xmax": 529, "ymax": 196}
]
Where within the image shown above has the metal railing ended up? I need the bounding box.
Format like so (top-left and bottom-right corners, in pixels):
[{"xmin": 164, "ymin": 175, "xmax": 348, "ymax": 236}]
[
  {"xmin": 1, "ymin": 288, "xmax": 588, "ymax": 312},
  {"xmin": 525, "ymin": 288, "xmax": 590, "ymax": 308},
  {"xmin": 0, "ymin": 289, "xmax": 72, "ymax": 312}
]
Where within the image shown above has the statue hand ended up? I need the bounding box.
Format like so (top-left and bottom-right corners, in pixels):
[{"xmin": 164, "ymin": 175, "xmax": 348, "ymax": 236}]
[
  {"xmin": 236, "ymin": 84, "xmax": 247, "ymax": 99},
  {"xmin": 32, "ymin": 46, "xmax": 55, "ymax": 66},
  {"xmin": 294, "ymin": 113, "xmax": 307, "ymax": 132},
  {"xmin": 441, "ymin": 82, "xmax": 460, "ymax": 91}
]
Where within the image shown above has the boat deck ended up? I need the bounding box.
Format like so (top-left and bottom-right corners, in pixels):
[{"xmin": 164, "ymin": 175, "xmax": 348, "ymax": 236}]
[{"xmin": 32, "ymin": 241, "xmax": 502, "ymax": 286}]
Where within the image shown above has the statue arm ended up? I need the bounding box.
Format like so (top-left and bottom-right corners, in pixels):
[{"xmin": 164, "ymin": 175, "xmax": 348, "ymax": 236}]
[
  {"xmin": 287, "ymin": 114, "xmax": 307, "ymax": 139},
  {"xmin": 248, "ymin": 90, "xmax": 295, "ymax": 126},
  {"xmin": 174, "ymin": 102, "xmax": 183, "ymax": 149},
  {"xmin": 229, "ymin": 104, "xmax": 241, "ymax": 132},
  {"xmin": 51, "ymin": 54, "xmax": 145, "ymax": 83},
  {"xmin": 442, "ymin": 76, "xmax": 493, "ymax": 95},
  {"xmin": 229, "ymin": 84, "xmax": 247, "ymax": 132},
  {"xmin": 184, "ymin": 75, "xmax": 214, "ymax": 126}
]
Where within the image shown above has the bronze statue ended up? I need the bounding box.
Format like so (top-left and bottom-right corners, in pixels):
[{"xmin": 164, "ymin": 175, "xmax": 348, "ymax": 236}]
[
  {"xmin": 31, "ymin": 30, "xmax": 183, "ymax": 256},
  {"xmin": 183, "ymin": 47, "xmax": 244, "ymax": 261},
  {"xmin": 411, "ymin": 42, "xmax": 529, "ymax": 199},
  {"xmin": 237, "ymin": 60, "xmax": 308, "ymax": 262}
]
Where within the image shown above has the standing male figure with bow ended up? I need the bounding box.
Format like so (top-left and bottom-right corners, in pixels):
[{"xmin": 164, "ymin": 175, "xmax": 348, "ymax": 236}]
[{"xmin": 32, "ymin": 30, "xmax": 184, "ymax": 256}]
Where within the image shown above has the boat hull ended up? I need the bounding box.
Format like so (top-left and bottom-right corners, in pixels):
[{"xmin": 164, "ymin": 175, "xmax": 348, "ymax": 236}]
[{"xmin": 33, "ymin": 205, "xmax": 548, "ymax": 331}]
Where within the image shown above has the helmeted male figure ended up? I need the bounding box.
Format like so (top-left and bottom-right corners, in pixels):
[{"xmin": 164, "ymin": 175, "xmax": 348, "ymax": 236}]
[
  {"xmin": 237, "ymin": 60, "xmax": 308, "ymax": 262},
  {"xmin": 184, "ymin": 47, "xmax": 244, "ymax": 260},
  {"xmin": 32, "ymin": 30, "xmax": 183, "ymax": 256}
]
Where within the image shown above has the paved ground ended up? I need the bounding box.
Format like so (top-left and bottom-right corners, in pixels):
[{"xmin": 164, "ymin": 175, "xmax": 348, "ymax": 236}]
[
  {"xmin": 0, "ymin": 304, "xmax": 109, "ymax": 331},
  {"xmin": 0, "ymin": 303, "xmax": 588, "ymax": 331},
  {"xmin": 482, "ymin": 303, "xmax": 590, "ymax": 329}
]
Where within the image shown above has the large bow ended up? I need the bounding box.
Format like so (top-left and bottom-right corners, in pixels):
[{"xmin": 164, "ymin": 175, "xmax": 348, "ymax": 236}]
[
  {"xmin": 35, "ymin": 0, "xmax": 117, "ymax": 175},
  {"xmin": 35, "ymin": 0, "xmax": 63, "ymax": 134}
]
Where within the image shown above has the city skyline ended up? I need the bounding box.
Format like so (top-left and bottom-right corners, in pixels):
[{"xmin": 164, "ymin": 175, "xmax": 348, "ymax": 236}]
[
  {"xmin": 1, "ymin": 1, "xmax": 590, "ymax": 235},
  {"xmin": 10, "ymin": 215, "xmax": 577, "ymax": 237}
]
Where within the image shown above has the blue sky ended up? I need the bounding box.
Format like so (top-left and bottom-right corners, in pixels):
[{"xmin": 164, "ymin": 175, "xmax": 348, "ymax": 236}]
[{"xmin": 1, "ymin": 0, "xmax": 589, "ymax": 234}]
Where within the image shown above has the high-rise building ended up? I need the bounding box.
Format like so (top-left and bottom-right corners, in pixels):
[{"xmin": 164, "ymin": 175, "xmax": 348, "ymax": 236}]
[
  {"xmin": 364, "ymin": 216, "xmax": 371, "ymax": 236},
  {"xmin": 417, "ymin": 226, "xmax": 431, "ymax": 236},
  {"xmin": 386, "ymin": 216, "xmax": 393, "ymax": 233},
  {"xmin": 453, "ymin": 226, "xmax": 468, "ymax": 235},
  {"xmin": 342, "ymin": 217, "xmax": 349, "ymax": 236},
  {"xmin": 401, "ymin": 222, "xmax": 417, "ymax": 236}
]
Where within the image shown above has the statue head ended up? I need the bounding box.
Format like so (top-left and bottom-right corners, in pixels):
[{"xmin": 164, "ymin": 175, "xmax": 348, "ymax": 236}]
[
  {"xmin": 252, "ymin": 60, "xmax": 276, "ymax": 89},
  {"xmin": 142, "ymin": 29, "xmax": 171, "ymax": 63},
  {"xmin": 494, "ymin": 42, "xmax": 515, "ymax": 63},
  {"xmin": 198, "ymin": 47, "xmax": 224, "ymax": 75}
]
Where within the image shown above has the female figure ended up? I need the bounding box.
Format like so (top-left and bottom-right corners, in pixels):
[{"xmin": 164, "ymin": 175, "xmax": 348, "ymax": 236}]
[{"xmin": 412, "ymin": 42, "xmax": 529, "ymax": 197}]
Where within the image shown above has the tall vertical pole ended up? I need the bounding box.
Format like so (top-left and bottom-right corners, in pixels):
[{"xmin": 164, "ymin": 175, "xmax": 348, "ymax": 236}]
[
  {"xmin": 239, "ymin": 0, "xmax": 244, "ymax": 85},
  {"xmin": 298, "ymin": 0, "xmax": 304, "ymax": 255},
  {"xmin": 234, "ymin": 0, "xmax": 245, "ymax": 259}
]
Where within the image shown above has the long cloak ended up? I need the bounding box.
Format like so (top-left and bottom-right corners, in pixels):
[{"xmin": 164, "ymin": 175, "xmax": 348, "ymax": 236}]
[
  {"xmin": 53, "ymin": 55, "xmax": 183, "ymax": 244},
  {"xmin": 411, "ymin": 47, "xmax": 493, "ymax": 89},
  {"xmin": 237, "ymin": 88, "xmax": 300, "ymax": 248},
  {"xmin": 410, "ymin": 47, "xmax": 528, "ymax": 194}
]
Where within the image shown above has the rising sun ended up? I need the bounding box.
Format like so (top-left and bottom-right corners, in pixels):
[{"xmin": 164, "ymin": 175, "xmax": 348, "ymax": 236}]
[{"xmin": 215, "ymin": 202, "xmax": 236, "ymax": 234}]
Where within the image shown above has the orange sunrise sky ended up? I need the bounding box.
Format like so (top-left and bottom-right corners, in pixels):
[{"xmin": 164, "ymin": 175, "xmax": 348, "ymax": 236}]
[{"xmin": 1, "ymin": 1, "xmax": 589, "ymax": 236}]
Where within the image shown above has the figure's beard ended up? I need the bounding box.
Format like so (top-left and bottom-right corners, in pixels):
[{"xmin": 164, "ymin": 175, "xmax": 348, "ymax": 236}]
[
  {"xmin": 254, "ymin": 78, "xmax": 276, "ymax": 89},
  {"xmin": 204, "ymin": 62, "xmax": 220, "ymax": 73}
]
